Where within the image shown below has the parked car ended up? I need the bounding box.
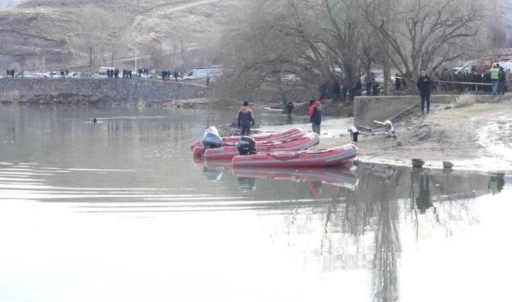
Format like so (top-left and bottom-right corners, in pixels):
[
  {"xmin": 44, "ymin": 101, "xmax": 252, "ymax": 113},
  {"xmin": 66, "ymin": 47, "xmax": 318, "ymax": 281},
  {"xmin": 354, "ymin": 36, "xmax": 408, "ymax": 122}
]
[
  {"xmin": 184, "ymin": 65, "xmax": 222, "ymax": 80},
  {"xmin": 20, "ymin": 71, "xmax": 47, "ymax": 78},
  {"xmin": 69, "ymin": 71, "xmax": 92, "ymax": 78},
  {"xmin": 497, "ymin": 61, "xmax": 512, "ymax": 72},
  {"xmin": 448, "ymin": 66, "xmax": 462, "ymax": 73},
  {"xmin": 43, "ymin": 71, "xmax": 62, "ymax": 78}
]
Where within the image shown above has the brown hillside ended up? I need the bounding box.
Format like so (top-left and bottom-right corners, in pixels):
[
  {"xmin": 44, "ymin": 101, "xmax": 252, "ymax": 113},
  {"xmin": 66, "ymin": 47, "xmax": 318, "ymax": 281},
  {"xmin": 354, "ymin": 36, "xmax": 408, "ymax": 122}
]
[{"xmin": 0, "ymin": 0, "xmax": 238, "ymax": 70}]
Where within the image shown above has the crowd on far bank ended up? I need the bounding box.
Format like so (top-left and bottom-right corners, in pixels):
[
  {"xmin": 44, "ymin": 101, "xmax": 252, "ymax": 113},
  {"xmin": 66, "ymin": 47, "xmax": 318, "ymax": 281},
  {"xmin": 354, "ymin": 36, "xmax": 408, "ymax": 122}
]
[
  {"xmin": 431, "ymin": 65, "xmax": 509, "ymax": 94},
  {"xmin": 3, "ymin": 67, "xmax": 182, "ymax": 80},
  {"xmin": 316, "ymin": 66, "xmax": 511, "ymax": 103},
  {"xmin": 317, "ymin": 73, "xmax": 381, "ymax": 103},
  {"xmin": 5, "ymin": 69, "xmax": 15, "ymax": 78}
]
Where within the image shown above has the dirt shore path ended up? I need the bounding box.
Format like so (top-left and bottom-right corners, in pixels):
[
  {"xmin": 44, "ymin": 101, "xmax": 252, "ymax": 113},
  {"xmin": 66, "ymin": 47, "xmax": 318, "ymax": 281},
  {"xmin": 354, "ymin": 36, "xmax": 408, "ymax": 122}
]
[{"xmin": 317, "ymin": 96, "xmax": 512, "ymax": 172}]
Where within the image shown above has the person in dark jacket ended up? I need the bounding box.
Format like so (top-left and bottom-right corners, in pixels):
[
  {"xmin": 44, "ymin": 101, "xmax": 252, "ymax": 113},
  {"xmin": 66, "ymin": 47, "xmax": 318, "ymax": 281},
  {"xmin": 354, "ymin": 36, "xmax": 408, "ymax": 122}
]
[
  {"xmin": 355, "ymin": 79, "xmax": 363, "ymax": 96},
  {"xmin": 238, "ymin": 101, "xmax": 255, "ymax": 136},
  {"xmin": 285, "ymin": 101, "xmax": 294, "ymax": 115},
  {"xmin": 330, "ymin": 80, "xmax": 340, "ymax": 102},
  {"xmin": 498, "ymin": 66, "xmax": 506, "ymax": 95},
  {"xmin": 365, "ymin": 75, "xmax": 374, "ymax": 96},
  {"xmin": 395, "ymin": 73, "xmax": 401, "ymax": 92},
  {"xmin": 417, "ymin": 71, "xmax": 433, "ymax": 114}
]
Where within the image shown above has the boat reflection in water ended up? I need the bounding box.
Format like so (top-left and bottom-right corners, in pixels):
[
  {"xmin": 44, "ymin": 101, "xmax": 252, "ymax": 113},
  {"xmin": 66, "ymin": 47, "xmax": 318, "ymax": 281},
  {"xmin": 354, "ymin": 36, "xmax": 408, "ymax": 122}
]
[
  {"xmin": 200, "ymin": 160, "xmax": 232, "ymax": 181},
  {"xmin": 237, "ymin": 177, "xmax": 258, "ymax": 193},
  {"xmin": 232, "ymin": 166, "xmax": 359, "ymax": 192},
  {"xmin": 198, "ymin": 158, "xmax": 359, "ymax": 196}
]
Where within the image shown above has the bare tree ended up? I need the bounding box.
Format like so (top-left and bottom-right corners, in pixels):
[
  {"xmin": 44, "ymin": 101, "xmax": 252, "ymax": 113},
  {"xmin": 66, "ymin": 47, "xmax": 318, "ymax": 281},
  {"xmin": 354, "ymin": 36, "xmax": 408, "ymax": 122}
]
[
  {"xmin": 220, "ymin": 0, "xmax": 373, "ymax": 99},
  {"xmin": 143, "ymin": 39, "xmax": 165, "ymax": 69},
  {"xmin": 220, "ymin": 0, "xmax": 301, "ymax": 95},
  {"xmin": 316, "ymin": 0, "xmax": 365, "ymax": 83},
  {"xmin": 73, "ymin": 5, "xmax": 131, "ymax": 69},
  {"xmin": 104, "ymin": 12, "xmax": 131, "ymax": 67},
  {"xmin": 363, "ymin": 0, "xmax": 484, "ymax": 84},
  {"xmin": 73, "ymin": 5, "xmax": 108, "ymax": 70}
]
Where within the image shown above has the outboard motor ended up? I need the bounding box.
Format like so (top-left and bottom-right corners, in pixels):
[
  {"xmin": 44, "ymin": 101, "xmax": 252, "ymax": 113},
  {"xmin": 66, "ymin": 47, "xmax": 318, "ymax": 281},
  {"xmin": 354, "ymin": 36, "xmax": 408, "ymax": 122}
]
[
  {"xmin": 237, "ymin": 136, "xmax": 256, "ymax": 155},
  {"xmin": 202, "ymin": 126, "xmax": 222, "ymax": 149}
]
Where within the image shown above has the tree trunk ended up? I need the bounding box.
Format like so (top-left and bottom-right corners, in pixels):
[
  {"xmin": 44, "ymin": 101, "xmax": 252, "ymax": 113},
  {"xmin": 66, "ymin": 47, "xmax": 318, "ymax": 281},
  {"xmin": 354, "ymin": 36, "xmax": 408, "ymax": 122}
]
[{"xmin": 383, "ymin": 48, "xmax": 390, "ymax": 95}]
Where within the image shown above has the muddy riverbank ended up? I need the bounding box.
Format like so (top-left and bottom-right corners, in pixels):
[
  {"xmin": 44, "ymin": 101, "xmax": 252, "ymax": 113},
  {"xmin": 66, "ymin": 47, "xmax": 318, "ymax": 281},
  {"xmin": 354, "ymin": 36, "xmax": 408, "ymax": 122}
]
[{"xmin": 317, "ymin": 95, "xmax": 512, "ymax": 172}]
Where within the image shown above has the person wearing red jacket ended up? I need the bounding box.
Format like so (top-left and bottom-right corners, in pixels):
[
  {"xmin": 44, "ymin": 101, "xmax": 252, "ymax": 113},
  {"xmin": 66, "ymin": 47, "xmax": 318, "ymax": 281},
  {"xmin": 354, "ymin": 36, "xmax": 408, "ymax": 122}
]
[
  {"xmin": 238, "ymin": 101, "xmax": 255, "ymax": 136},
  {"xmin": 308, "ymin": 99, "xmax": 322, "ymax": 135}
]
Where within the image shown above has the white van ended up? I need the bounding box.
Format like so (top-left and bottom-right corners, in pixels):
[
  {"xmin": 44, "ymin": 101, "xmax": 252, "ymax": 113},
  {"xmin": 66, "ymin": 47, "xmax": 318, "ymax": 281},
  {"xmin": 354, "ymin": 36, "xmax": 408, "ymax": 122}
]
[
  {"xmin": 184, "ymin": 65, "xmax": 222, "ymax": 80},
  {"xmin": 98, "ymin": 67, "xmax": 115, "ymax": 78}
]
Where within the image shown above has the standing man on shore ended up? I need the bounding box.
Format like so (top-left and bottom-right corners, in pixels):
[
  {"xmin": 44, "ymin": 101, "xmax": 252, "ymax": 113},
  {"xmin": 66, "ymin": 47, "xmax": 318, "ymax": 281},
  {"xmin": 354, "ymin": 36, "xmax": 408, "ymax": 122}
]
[
  {"xmin": 308, "ymin": 99, "xmax": 323, "ymax": 135},
  {"xmin": 238, "ymin": 101, "xmax": 255, "ymax": 136},
  {"xmin": 417, "ymin": 71, "xmax": 433, "ymax": 114}
]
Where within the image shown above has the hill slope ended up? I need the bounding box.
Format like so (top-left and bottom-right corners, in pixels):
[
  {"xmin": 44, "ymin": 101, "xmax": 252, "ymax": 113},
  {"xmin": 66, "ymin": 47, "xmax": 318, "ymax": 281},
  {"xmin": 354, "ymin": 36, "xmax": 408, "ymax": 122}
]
[{"xmin": 0, "ymin": 0, "xmax": 238, "ymax": 70}]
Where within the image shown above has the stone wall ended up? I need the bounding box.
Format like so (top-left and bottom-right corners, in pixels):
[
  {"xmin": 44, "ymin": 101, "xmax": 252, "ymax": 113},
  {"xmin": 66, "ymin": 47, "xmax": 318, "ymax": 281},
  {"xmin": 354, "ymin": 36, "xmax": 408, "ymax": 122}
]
[
  {"xmin": 354, "ymin": 94, "xmax": 499, "ymax": 126},
  {"xmin": 0, "ymin": 78, "xmax": 208, "ymax": 103}
]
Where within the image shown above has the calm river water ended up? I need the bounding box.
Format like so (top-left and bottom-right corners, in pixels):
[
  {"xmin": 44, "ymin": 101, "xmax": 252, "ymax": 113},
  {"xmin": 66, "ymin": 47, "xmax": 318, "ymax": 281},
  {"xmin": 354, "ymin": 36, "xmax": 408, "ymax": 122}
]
[{"xmin": 0, "ymin": 104, "xmax": 510, "ymax": 302}]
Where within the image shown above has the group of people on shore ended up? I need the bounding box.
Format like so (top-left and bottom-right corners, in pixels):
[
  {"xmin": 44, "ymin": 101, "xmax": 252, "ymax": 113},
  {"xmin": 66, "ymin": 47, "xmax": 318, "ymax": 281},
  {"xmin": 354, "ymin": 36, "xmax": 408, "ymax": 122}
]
[
  {"xmin": 161, "ymin": 70, "xmax": 179, "ymax": 81},
  {"xmin": 235, "ymin": 63, "xmax": 506, "ymax": 137},
  {"xmin": 234, "ymin": 69, "xmax": 431, "ymax": 136},
  {"xmin": 399, "ymin": 65, "xmax": 511, "ymax": 95},
  {"xmin": 5, "ymin": 69, "xmax": 15, "ymax": 78},
  {"xmin": 236, "ymin": 98, "xmax": 323, "ymax": 137},
  {"xmin": 60, "ymin": 69, "xmax": 69, "ymax": 77},
  {"xmin": 105, "ymin": 68, "xmax": 136, "ymax": 79},
  {"xmin": 416, "ymin": 64, "xmax": 508, "ymax": 114},
  {"xmin": 319, "ymin": 77, "xmax": 380, "ymax": 103}
]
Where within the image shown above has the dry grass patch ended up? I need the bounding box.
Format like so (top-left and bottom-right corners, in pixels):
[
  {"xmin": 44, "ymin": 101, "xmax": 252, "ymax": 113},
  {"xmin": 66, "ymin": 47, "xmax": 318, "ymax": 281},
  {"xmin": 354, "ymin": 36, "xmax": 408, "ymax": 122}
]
[
  {"xmin": 1, "ymin": 90, "xmax": 21, "ymax": 101},
  {"xmin": 454, "ymin": 93, "xmax": 477, "ymax": 108}
]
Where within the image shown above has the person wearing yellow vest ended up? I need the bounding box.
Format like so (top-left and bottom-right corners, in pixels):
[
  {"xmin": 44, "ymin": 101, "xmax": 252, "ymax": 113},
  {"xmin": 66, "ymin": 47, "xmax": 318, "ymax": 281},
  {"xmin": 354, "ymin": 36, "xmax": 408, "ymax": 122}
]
[{"xmin": 490, "ymin": 64, "xmax": 500, "ymax": 95}]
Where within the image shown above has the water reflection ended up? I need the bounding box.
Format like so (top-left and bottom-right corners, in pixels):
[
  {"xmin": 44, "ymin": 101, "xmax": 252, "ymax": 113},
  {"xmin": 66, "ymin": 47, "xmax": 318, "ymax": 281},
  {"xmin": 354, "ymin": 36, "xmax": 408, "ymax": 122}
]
[
  {"xmin": 488, "ymin": 173, "xmax": 505, "ymax": 195},
  {"xmin": 237, "ymin": 177, "xmax": 258, "ymax": 193},
  {"xmin": 202, "ymin": 165, "xmax": 224, "ymax": 181},
  {"xmin": 414, "ymin": 172, "xmax": 432, "ymax": 214},
  {"xmin": 196, "ymin": 162, "xmax": 504, "ymax": 301},
  {"xmin": 308, "ymin": 180, "xmax": 323, "ymax": 197},
  {"xmin": 286, "ymin": 113, "xmax": 293, "ymax": 124}
]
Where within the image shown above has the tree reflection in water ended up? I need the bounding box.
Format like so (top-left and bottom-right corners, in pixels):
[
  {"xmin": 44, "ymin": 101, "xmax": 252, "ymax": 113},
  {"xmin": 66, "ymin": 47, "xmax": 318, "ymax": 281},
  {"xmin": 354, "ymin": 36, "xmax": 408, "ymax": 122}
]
[
  {"xmin": 206, "ymin": 162, "xmax": 497, "ymax": 302},
  {"xmin": 313, "ymin": 164, "xmax": 491, "ymax": 302}
]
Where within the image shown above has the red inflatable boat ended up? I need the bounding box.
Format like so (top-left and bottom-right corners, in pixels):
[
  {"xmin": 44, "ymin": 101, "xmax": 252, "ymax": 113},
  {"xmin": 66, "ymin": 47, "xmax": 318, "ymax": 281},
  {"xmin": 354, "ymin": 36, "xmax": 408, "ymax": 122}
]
[
  {"xmin": 203, "ymin": 132, "xmax": 320, "ymax": 161},
  {"xmin": 231, "ymin": 143, "xmax": 358, "ymax": 168},
  {"xmin": 194, "ymin": 130, "xmax": 309, "ymax": 158},
  {"xmin": 190, "ymin": 127, "xmax": 305, "ymax": 151}
]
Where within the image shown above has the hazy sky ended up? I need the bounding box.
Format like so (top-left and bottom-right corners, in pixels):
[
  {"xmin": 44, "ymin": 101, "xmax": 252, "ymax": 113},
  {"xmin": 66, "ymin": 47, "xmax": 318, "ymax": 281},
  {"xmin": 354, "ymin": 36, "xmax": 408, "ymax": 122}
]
[{"xmin": 0, "ymin": 0, "xmax": 23, "ymax": 9}]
